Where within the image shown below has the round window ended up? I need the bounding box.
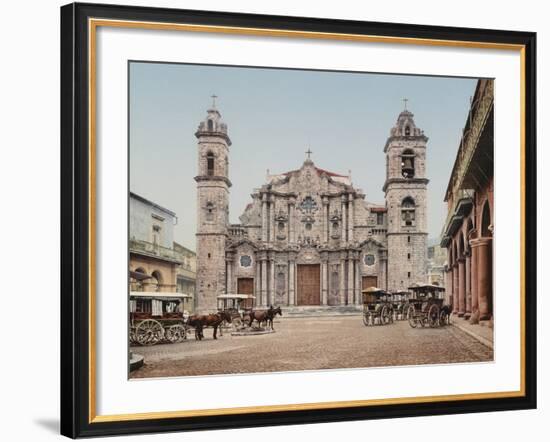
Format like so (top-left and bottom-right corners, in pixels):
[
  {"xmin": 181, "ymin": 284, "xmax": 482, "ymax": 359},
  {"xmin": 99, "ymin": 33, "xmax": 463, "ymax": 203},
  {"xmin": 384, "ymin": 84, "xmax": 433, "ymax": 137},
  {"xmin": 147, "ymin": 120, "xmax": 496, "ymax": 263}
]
[
  {"xmin": 364, "ymin": 254, "xmax": 375, "ymax": 266},
  {"xmin": 240, "ymin": 255, "xmax": 252, "ymax": 267}
]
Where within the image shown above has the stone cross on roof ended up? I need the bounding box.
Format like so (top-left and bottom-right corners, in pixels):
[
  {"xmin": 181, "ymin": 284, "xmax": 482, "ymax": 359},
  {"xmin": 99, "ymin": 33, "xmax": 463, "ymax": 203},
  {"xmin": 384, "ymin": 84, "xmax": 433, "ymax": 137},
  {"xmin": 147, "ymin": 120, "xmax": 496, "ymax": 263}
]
[
  {"xmin": 403, "ymin": 97, "xmax": 409, "ymax": 110},
  {"xmin": 305, "ymin": 148, "xmax": 313, "ymax": 159}
]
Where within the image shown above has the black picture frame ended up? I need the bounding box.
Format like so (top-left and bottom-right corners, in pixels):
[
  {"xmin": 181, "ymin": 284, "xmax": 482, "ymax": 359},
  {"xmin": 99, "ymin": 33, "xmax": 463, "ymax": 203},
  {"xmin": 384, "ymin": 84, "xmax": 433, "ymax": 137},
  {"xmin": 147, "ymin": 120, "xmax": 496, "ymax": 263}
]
[{"xmin": 60, "ymin": 2, "xmax": 537, "ymax": 438}]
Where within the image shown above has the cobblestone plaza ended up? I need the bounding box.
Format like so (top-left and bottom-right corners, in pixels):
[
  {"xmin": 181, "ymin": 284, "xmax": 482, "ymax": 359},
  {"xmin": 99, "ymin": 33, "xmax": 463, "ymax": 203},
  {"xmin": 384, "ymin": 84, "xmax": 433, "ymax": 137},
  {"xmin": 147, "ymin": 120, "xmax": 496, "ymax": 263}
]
[{"xmin": 130, "ymin": 316, "xmax": 493, "ymax": 378}]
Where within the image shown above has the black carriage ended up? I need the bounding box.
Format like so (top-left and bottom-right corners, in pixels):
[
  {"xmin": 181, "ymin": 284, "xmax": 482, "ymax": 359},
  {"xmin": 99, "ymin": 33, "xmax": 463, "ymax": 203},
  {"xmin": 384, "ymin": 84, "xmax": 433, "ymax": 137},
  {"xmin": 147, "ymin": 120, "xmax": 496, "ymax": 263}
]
[
  {"xmin": 362, "ymin": 287, "xmax": 394, "ymax": 326},
  {"xmin": 217, "ymin": 294, "xmax": 256, "ymax": 331},
  {"xmin": 129, "ymin": 292, "xmax": 192, "ymax": 346},
  {"xmin": 390, "ymin": 290, "xmax": 410, "ymax": 320},
  {"xmin": 406, "ymin": 284, "xmax": 448, "ymax": 328}
]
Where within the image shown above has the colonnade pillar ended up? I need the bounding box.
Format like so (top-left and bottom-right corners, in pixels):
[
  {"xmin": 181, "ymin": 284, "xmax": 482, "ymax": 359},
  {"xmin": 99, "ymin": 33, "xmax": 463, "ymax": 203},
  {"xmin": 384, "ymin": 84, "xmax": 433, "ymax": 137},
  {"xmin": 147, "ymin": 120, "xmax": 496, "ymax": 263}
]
[{"xmin": 458, "ymin": 257, "xmax": 466, "ymax": 317}]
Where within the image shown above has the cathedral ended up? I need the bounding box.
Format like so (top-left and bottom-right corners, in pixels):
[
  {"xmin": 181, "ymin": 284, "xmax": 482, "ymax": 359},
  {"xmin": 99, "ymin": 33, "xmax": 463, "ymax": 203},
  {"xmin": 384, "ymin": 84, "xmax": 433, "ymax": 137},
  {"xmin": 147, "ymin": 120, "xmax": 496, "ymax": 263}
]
[{"xmin": 194, "ymin": 102, "xmax": 429, "ymax": 312}]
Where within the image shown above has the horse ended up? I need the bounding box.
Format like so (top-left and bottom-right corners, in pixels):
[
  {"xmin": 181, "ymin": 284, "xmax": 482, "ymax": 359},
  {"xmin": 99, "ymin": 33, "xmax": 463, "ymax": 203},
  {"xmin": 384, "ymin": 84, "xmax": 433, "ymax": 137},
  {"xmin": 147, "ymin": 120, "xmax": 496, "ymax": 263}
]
[
  {"xmin": 247, "ymin": 307, "xmax": 272, "ymax": 329},
  {"xmin": 266, "ymin": 306, "xmax": 283, "ymax": 330},
  {"xmin": 188, "ymin": 311, "xmax": 232, "ymax": 340},
  {"xmin": 439, "ymin": 304, "xmax": 453, "ymax": 325}
]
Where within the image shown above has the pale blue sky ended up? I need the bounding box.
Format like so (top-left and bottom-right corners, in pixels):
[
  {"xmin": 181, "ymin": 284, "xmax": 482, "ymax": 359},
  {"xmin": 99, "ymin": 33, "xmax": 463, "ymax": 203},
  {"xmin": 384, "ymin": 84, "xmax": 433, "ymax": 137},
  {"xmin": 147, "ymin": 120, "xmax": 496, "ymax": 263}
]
[{"xmin": 130, "ymin": 62, "xmax": 478, "ymax": 250}]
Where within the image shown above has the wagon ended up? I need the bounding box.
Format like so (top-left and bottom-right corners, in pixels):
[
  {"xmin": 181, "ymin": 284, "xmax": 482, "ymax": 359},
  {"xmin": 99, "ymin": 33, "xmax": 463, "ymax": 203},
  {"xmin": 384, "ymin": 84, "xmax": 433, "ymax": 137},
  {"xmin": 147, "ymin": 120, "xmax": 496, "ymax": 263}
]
[
  {"xmin": 129, "ymin": 292, "xmax": 192, "ymax": 346},
  {"xmin": 406, "ymin": 284, "xmax": 448, "ymax": 328},
  {"xmin": 217, "ymin": 294, "xmax": 256, "ymax": 331},
  {"xmin": 362, "ymin": 287, "xmax": 394, "ymax": 326},
  {"xmin": 390, "ymin": 290, "xmax": 410, "ymax": 320}
]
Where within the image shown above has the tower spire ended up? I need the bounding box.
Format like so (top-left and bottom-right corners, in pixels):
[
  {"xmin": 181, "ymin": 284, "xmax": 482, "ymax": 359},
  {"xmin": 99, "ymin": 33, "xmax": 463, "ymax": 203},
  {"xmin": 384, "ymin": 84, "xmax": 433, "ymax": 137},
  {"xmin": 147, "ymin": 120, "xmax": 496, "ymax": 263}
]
[
  {"xmin": 211, "ymin": 94, "xmax": 218, "ymax": 109},
  {"xmin": 403, "ymin": 97, "xmax": 409, "ymax": 110}
]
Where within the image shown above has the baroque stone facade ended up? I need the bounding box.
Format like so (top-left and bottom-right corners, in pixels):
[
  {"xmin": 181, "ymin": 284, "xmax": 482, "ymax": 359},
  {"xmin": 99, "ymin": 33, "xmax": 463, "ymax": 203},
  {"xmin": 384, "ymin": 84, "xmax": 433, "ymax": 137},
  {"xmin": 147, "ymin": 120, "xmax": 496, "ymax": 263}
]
[{"xmin": 195, "ymin": 104, "xmax": 429, "ymax": 312}]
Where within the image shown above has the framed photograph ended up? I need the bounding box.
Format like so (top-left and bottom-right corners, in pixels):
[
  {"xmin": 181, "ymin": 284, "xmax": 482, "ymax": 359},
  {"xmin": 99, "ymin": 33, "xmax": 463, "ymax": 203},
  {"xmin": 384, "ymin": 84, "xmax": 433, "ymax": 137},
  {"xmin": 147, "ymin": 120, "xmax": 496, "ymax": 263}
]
[{"xmin": 60, "ymin": 2, "xmax": 537, "ymax": 438}]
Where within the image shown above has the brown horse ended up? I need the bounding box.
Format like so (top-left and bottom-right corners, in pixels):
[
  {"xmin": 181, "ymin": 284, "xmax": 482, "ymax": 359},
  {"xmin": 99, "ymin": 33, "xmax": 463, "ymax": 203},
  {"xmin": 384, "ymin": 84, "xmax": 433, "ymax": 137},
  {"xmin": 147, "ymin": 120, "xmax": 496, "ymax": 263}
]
[
  {"xmin": 188, "ymin": 311, "xmax": 232, "ymax": 340},
  {"xmin": 266, "ymin": 306, "xmax": 283, "ymax": 330},
  {"xmin": 247, "ymin": 308, "xmax": 269, "ymax": 328},
  {"xmin": 248, "ymin": 306, "xmax": 282, "ymax": 329}
]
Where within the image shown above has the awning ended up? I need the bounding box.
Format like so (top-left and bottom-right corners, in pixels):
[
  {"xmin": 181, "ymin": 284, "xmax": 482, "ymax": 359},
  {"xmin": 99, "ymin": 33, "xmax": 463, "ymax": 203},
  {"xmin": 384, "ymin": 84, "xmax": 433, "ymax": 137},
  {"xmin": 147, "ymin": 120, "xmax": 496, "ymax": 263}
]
[
  {"xmin": 129, "ymin": 271, "xmax": 151, "ymax": 281},
  {"xmin": 217, "ymin": 294, "xmax": 256, "ymax": 300},
  {"xmin": 407, "ymin": 283, "xmax": 445, "ymax": 292},
  {"xmin": 130, "ymin": 291, "xmax": 193, "ymax": 299}
]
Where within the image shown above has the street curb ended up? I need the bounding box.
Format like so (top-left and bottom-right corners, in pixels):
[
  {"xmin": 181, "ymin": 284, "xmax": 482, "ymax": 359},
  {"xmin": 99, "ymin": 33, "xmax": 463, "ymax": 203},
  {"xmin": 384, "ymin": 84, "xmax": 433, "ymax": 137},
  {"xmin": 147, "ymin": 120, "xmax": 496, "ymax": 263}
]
[{"xmin": 451, "ymin": 322, "xmax": 493, "ymax": 350}]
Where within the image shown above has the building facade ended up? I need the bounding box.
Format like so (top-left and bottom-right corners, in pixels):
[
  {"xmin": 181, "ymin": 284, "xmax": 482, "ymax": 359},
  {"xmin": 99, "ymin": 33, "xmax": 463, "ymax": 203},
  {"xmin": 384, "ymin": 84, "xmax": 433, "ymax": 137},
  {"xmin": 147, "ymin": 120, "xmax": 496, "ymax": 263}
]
[
  {"xmin": 195, "ymin": 104, "xmax": 429, "ymax": 312},
  {"xmin": 440, "ymin": 79, "xmax": 494, "ymax": 324},
  {"xmin": 174, "ymin": 241, "xmax": 197, "ymax": 297},
  {"xmin": 427, "ymin": 239, "xmax": 447, "ymax": 288},
  {"xmin": 129, "ymin": 192, "xmax": 181, "ymax": 293}
]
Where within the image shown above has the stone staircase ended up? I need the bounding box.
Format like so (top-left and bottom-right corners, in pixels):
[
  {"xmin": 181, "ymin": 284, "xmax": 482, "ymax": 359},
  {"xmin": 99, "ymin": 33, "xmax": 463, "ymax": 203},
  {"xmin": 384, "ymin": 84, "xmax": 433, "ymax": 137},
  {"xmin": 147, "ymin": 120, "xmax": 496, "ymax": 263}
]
[{"xmin": 280, "ymin": 305, "xmax": 362, "ymax": 318}]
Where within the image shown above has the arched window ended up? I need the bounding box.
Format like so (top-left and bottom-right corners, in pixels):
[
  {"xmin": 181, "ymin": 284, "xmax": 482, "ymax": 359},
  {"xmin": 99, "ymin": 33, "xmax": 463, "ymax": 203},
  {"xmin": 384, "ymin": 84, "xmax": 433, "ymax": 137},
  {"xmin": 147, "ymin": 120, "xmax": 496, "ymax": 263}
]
[
  {"xmin": 401, "ymin": 197, "xmax": 416, "ymax": 227},
  {"xmin": 481, "ymin": 200, "xmax": 492, "ymax": 236},
  {"xmin": 401, "ymin": 149, "xmax": 415, "ymax": 178},
  {"xmin": 206, "ymin": 152, "xmax": 215, "ymax": 176},
  {"xmin": 206, "ymin": 202, "xmax": 214, "ymax": 221},
  {"xmin": 405, "ymin": 125, "xmax": 411, "ymax": 136},
  {"xmin": 207, "ymin": 119, "xmax": 214, "ymax": 131}
]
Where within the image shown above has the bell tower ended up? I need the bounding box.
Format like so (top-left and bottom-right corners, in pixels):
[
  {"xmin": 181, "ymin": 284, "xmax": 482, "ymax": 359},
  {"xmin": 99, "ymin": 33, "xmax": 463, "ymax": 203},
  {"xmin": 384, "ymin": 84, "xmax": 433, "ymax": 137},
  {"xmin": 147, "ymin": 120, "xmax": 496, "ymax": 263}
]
[
  {"xmin": 383, "ymin": 103, "xmax": 429, "ymax": 290},
  {"xmin": 194, "ymin": 97, "xmax": 231, "ymax": 312}
]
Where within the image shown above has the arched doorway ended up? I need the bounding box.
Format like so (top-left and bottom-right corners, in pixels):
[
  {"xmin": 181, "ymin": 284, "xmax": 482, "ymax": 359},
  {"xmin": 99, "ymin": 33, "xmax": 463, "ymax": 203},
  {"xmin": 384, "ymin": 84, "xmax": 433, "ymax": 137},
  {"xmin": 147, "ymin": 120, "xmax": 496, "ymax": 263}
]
[{"xmin": 481, "ymin": 200, "xmax": 492, "ymax": 237}]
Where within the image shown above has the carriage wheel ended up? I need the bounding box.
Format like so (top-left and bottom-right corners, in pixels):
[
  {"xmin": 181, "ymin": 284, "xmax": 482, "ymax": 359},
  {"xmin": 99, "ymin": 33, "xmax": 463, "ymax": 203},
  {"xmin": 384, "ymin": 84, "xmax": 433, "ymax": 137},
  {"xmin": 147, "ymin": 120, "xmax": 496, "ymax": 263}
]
[
  {"xmin": 439, "ymin": 311, "xmax": 448, "ymax": 326},
  {"xmin": 129, "ymin": 326, "xmax": 137, "ymax": 344},
  {"xmin": 380, "ymin": 305, "xmax": 391, "ymax": 325},
  {"xmin": 135, "ymin": 319, "xmax": 164, "ymax": 346},
  {"xmin": 428, "ymin": 304, "xmax": 440, "ymax": 328},
  {"xmin": 407, "ymin": 305, "xmax": 417, "ymax": 328},
  {"xmin": 166, "ymin": 324, "xmax": 186, "ymax": 343}
]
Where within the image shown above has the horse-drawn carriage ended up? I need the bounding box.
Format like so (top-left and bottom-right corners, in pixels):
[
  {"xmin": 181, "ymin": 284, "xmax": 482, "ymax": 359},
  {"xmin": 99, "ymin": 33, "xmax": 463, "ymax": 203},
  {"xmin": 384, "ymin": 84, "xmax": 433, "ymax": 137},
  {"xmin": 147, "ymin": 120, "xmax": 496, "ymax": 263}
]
[
  {"xmin": 129, "ymin": 292, "xmax": 192, "ymax": 346},
  {"xmin": 216, "ymin": 294, "xmax": 283, "ymax": 333},
  {"xmin": 217, "ymin": 294, "xmax": 256, "ymax": 331},
  {"xmin": 390, "ymin": 290, "xmax": 410, "ymax": 321},
  {"xmin": 362, "ymin": 287, "xmax": 394, "ymax": 326},
  {"xmin": 407, "ymin": 284, "xmax": 450, "ymax": 328}
]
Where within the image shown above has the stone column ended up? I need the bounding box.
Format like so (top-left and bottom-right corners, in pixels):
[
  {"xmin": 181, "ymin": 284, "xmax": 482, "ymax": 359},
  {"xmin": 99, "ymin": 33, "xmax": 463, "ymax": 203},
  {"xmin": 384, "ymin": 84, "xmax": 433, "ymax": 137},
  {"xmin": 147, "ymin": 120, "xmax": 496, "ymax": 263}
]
[
  {"xmin": 348, "ymin": 256, "xmax": 355, "ymax": 305},
  {"xmin": 465, "ymin": 251, "xmax": 472, "ymax": 319},
  {"xmin": 255, "ymin": 259, "xmax": 261, "ymax": 305},
  {"xmin": 355, "ymin": 258, "xmax": 362, "ymax": 305},
  {"xmin": 288, "ymin": 255, "xmax": 296, "ymax": 306},
  {"xmin": 269, "ymin": 199, "xmax": 275, "ymax": 244},
  {"xmin": 260, "ymin": 258, "xmax": 267, "ymax": 307},
  {"xmin": 469, "ymin": 239, "xmax": 479, "ymax": 320},
  {"xmin": 261, "ymin": 194, "xmax": 268, "ymax": 243},
  {"xmin": 458, "ymin": 257, "xmax": 466, "ymax": 317},
  {"xmin": 321, "ymin": 256, "xmax": 328, "ymax": 305},
  {"xmin": 339, "ymin": 258, "xmax": 346, "ymax": 305},
  {"xmin": 289, "ymin": 199, "xmax": 295, "ymax": 244},
  {"xmin": 269, "ymin": 256, "xmax": 275, "ymax": 306},
  {"xmin": 226, "ymin": 257, "xmax": 233, "ymax": 294},
  {"xmin": 323, "ymin": 198, "xmax": 329, "ymax": 243},
  {"xmin": 341, "ymin": 195, "xmax": 347, "ymax": 243},
  {"xmin": 476, "ymin": 237, "xmax": 493, "ymax": 320},
  {"xmin": 348, "ymin": 195, "xmax": 354, "ymax": 243},
  {"xmin": 380, "ymin": 251, "xmax": 388, "ymax": 291},
  {"xmin": 452, "ymin": 263, "xmax": 459, "ymax": 314},
  {"xmin": 445, "ymin": 267, "xmax": 453, "ymax": 306}
]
